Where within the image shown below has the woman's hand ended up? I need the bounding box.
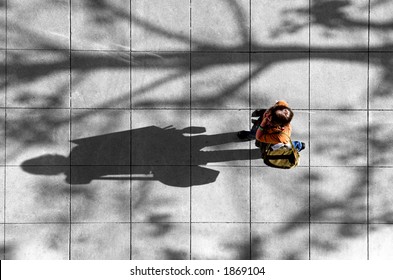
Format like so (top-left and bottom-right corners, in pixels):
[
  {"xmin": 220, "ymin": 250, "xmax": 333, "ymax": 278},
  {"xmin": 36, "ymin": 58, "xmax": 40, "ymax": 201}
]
[{"xmin": 261, "ymin": 110, "xmax": 271, "ymax": 127}]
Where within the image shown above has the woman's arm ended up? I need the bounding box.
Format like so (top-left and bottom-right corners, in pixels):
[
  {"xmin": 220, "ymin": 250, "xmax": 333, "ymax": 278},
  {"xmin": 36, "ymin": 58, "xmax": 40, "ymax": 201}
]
[{"xmin": 256, "ymin": 126, "xmax": 291, "ymax": 144}]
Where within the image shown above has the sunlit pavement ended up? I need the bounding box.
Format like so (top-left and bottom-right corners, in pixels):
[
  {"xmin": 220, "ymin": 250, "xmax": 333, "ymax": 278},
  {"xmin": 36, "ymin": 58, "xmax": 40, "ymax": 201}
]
[{"xmin": 1, "ymin": 0, "xmax": 393, "ymax": 260}]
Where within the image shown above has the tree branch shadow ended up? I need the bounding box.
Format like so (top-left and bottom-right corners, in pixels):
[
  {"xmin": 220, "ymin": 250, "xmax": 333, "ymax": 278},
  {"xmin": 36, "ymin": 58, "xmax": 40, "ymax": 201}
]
[{"xmin": 3, "ymin": 0, "xmax": 393, "ymax": 260}]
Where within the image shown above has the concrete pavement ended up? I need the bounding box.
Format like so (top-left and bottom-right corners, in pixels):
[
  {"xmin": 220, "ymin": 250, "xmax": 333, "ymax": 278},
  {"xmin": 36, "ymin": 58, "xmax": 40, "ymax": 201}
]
[{"xmin": 1, "ymin": 0, "xmax": 393, "ymax": 260}]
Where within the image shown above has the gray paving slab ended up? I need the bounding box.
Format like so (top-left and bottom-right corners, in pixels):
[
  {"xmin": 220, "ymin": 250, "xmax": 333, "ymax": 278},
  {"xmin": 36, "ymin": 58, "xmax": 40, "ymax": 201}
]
[
  {"xmin": 191, "ymin": 0, "xmax": 249, "ymax": 51},
  {"xmin": 5, "ymin": 224, "xmax": 69, "ymax": 260},
  {"xmin": 7, "ymin": 0, "xmax": 69, "ymax": 49},
  {"xmin": 370, "ymin": 111, "xmax": 393, "ymax": 166},
  {"xmin": 310, "ymin": 224, "xmax": 367, "ymax": 260},
  {"xmin": 132, "ymin": 223, "xmax": 189, "ymax": 260},
  {"xmin": 191, "ymin": 223, "xmax": 249, "ymax": 260},
  {"xmin": 369, "ymin": 225, "xmax": 393, "ymax": 260},
  {"xmin": 251, "ymin": 223, "xmax": 309, "ymax": 260},
  {"xmin": 71, "ymin": 172, "xmax": 130, "ymax": 223},
  {"xmin": 71, "ymin": 109, "xmax": 130, "ymax": 145},
  {"xmin": 191, "ymin": 109, "xmax": 250, "ymax": 167},
  {"xmin": 132, "ymin": 172, "xmax": 190, "ymax": 222},
  {"xmin": 310, "ymin": 53, "xmax": 368, "ymax": 109},
  {"xmin": 132, "ymin": 53, "xmax": 190, "ymax": 108},
  {"xmin": 310, "ymin": 111, "xmax": 367, "ymax": 166},
  {"xmin": 0, "ymin": 167, "xmax": 3, "ymax": 224},
  {"xmin": 290, "ymin": 110, "xmax": 309, "ymax": 166},
  {"xmin": 0, "ymin": 3, "xmax": 5, "ymax": 49},
  {"xmin": 251, "ymin": 167, "xmax": 309, "ymax": 223},
  {"xmin": 251, "ymin": 0, "xmax": 309, "ymax": 51},
  {"xmin": 251, "ymin": 53, "xmax": 309, "ymax": 110},
  {"xmin": 71, "ymin": 51, "xmax": 130, "ymax": 109},
  {"xmin": 0, "ymin": 109, "xmax": 4, "ymax": 165},
  {"xmin": 7, "ymin": 50, "xmax": 70, "ymax": 108},
  {"xmin": 0, "ymin": 224, "xmax": 4, "ymax": 260},
  {"xmin": 131, "ymin": 0, "xmax": 190, "ymax": 51},
  {"xmin": 71, "ymin": 0, "xmax": 130, "ymax": 51},
  {"xmin": 71, "ymin": 223, "xmax": 130, "ymax": 260},
  {"xmin": 192, "ymin": 53, "xmax": 249, "ymax": 109},
  {"xmin": 310, "ymin": 0, "xmax": 369, "ymax": 51},
  {"xmin": 369, "ymin": 53, "xmax": 393, "ymax": 109},
  {"xmin": 6, "ymin": 166, "xmax": 69, "ymax": 223},
  {"xmin": 6, "ymin": 109, "xmax": 70, "ymax": 166},
  {"xmin": 192, "ymin": 166, "xmax": 249, "ymax": 223},
  {"xmin": 132, "ymin": 109, "xmax": 190, "ymax": 165},
  {"xmin": 2, "ymin": 0, "xmax": 393, "ymax": 261},
  {"xmin": 370, "ymin": 0, "xmax": 393, "ymax": 50},
  {"xmin": 310, "ymin": 167, "xmax": 367, "ymax": 223},
  {"xmin": 0, "ymin": 51, "xmax": 4, "ymax": 107},
  {"xmin": 370, "ymin": 168, "xmax": 393, "ymax": 223}
]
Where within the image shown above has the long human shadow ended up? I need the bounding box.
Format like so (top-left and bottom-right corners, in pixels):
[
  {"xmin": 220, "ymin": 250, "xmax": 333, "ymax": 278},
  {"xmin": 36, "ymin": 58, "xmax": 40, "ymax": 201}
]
[{"xmin": 21, "ymin": 126, "xmax": 261, "ymax": 187}]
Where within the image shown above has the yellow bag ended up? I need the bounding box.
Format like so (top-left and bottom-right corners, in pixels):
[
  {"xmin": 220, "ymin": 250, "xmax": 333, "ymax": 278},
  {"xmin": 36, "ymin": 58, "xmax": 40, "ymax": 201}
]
[{"xmin": 258, "ymin": 133, "xmax": 300, "ymax": 169}]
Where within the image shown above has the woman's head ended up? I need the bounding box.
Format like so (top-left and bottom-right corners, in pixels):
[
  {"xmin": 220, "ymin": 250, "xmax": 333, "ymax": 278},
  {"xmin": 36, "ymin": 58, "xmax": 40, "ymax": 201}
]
[
  {"xmin": 21, "ymin": 154, "xmax": 68, "ymax": 175},
  {"xmin": 270, "ymin": 105, "xmax": 294, "ymax": 127}
]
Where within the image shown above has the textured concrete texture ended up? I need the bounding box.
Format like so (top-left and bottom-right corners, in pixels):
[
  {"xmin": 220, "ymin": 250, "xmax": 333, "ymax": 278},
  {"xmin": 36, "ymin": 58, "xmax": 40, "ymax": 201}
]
[{"xmin": 1, "ymin": 0, "xmax": 393, "ymax": 260}]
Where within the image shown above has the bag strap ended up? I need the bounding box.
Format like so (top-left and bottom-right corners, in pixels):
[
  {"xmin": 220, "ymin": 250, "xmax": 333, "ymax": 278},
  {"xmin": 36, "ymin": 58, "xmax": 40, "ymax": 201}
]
[{"xmin": 265, "ymin": 154, "xmax": 294, "ymax": 159}]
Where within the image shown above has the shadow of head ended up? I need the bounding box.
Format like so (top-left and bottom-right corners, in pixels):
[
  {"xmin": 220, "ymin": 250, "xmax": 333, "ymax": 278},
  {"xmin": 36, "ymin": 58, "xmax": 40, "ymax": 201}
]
[{"xmin": 21, "ymin": 154, "xmax": 68, "ymax": 175}]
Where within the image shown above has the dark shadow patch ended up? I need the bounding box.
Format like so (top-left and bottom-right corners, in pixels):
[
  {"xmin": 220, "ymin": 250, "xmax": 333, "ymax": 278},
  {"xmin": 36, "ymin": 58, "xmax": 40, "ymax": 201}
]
[{"xmin": 22, "ymin": 126, "xmax": 261, "ymax": 187}]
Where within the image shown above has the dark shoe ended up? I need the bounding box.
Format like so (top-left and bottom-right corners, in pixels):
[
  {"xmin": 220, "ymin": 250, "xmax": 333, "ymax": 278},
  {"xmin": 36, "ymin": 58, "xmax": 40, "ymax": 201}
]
[
  {"xmin": 252, "ymin": 109, "xmax": 266, "ymax": 117},
  {"xmin": 298, "ymin": 142, "xmax": 306, "ymax": 152},
  {"xmin": 237, "ymin": 130, "xmax": 251, "ymax": 141}
]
